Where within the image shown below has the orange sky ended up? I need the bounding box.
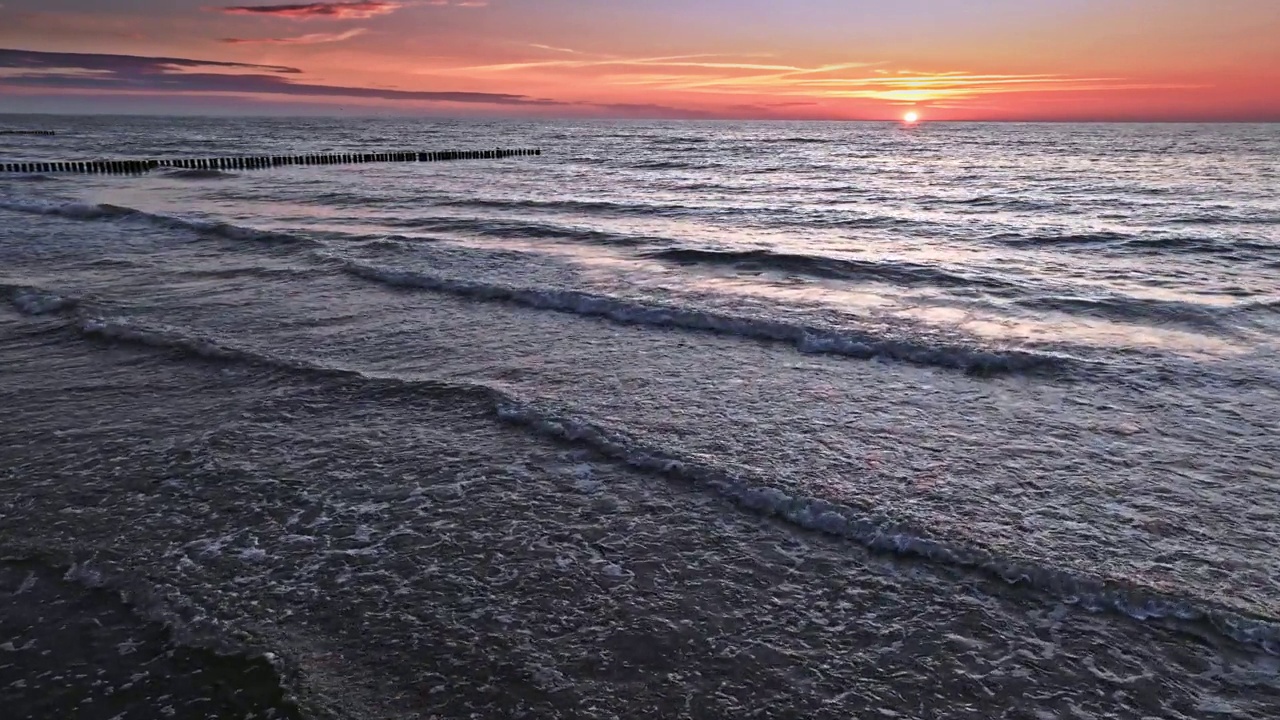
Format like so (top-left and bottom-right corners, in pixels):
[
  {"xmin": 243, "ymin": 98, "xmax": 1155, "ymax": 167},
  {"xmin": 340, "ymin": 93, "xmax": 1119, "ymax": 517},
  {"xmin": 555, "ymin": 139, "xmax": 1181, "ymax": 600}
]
[{"xmin": 2, "ymin": 0, "xmax": 1278, "ymax": 120}]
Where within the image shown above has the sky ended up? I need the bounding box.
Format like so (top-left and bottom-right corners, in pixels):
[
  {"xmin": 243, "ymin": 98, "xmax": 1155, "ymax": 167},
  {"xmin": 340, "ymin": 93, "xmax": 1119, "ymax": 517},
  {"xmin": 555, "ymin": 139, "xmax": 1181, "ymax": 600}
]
[{"xmin": 1, "ymin": 0, "xmax": 1278, "ymax": 120}]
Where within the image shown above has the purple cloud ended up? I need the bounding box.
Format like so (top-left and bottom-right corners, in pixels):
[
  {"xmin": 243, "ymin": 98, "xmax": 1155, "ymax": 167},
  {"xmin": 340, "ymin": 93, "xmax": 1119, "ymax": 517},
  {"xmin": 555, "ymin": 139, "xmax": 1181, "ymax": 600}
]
[
  {"xmin": 0, "ymin": 48, "xmax": 558, "ymax": 106},
  {"xmin": 217, "ymin": 2, "xmax": 404, "ymax": 20}
]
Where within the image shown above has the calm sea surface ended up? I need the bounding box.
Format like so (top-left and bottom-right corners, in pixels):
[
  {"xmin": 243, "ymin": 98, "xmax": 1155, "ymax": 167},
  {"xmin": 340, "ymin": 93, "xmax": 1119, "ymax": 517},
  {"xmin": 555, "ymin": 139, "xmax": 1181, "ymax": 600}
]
[{"xmin": 2, "ymin": 116, "xmax": 1279, "ymax": 719}]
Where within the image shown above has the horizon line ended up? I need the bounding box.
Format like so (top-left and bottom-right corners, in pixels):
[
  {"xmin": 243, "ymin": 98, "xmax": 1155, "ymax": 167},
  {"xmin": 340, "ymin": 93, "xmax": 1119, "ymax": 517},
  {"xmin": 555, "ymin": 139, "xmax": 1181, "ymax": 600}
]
[{"xmin": 2, "ymin": 112, "xmax": 1278, "ymax": 124}]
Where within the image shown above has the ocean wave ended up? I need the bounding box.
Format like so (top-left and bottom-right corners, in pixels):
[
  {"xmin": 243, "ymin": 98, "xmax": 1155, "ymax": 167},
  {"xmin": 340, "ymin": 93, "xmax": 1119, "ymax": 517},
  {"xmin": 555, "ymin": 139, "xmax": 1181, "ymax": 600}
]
[
  {"xmin": 1241, "ymin": 299, "xmax": 1280, "ymax": 314},
  {"xmin": 493, "ymin": 402, "xmax": 1280, "ymax": 657},
  {"xmin": 929, "ymin": 196, "xmax": 1055, "ymax": 212},
  {"xmin": 0, "ymin": 555, "xmax": 303, "ymax": 717},
  {"xmin": 438, "ymin": 199, "xmax": 913, "ymax": 232},
  {"xmin": 385, "ymin": 215, "xmax": 671, "ymax": 247},
  {"xmin": 80, "ymin": 316, "xmax": 285, "ymax": 364},
  {"xmin": 0, "ymin": 199, "xmax": 323, "ymax": 247},
  {"xmin": 991, "ymin": 230, "xmax": 1277, "ymax": 262},
  {"xmin": 1168, "ymin": 214, "xmax": 1280, "ymax": 226},
  {"xmin": 435, "ymin": 197, "xmax": 697, "ymax": 218},
  {"xmin": 2, "ymin": 283, "xmax": 79, "ymax": 315},
  {"xmin": 16, "ymin": 305, "xmax": 1278, "ymax": 656},
  {"xmin": 1, "ymin": 173, "xmax": 56, "ymax": 182},
  {"xmin": 61, "ymin": 310, "xmax": 505, "ymax": 405},
  {"xmin": 338, "ymin": 259, "xmax": 1075, "ymax": 376},
  {"xmin": 351, "ymin": 236, "xmax": 421, "ymax": 253},
  {"xmin": 630, "ymin": 160, "xmax": 713, "ymax": 170},
  {"xmin": 646, "ymin": 247, "xmax": 1018, "ymax": 291},
  {"xmin": 989, "ymin": 231, "xmax": 1131, "ymax": 247},
  {"xmin": 163, "ymin": 169, "xmax": 237, "ymax": 180},
  {"xmin": 63, "ymin": 312, "xmax": 509, "ymax": 413},
  {"xmin": 179, "ymin": 265, "xmax": 331, "ymax": 281},
  {"xmin": 1015, "ymin": 294, "xmax": 1232, "ymax": 330},
  {"xmin": 1120, "ymin": 236, "xmax": 1277, "ymax": 258},
  {"xmin": 648, "ymin": 136, "xmax": 711, "ymax": 145}
]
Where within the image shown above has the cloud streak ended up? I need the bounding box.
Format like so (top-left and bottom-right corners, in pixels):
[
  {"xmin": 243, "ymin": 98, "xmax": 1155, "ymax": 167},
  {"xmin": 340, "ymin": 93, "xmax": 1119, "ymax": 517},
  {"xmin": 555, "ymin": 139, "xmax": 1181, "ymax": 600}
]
[
  {"xmin": 656, "ymin": 69, "xmax": 1200, "ymax": 103},
  {"xmin": 0, "ymin": 48, "xmax": 300, "ymax": 75},
  {"xmin": 453, "ymin": 50, "xmax": 1195, "ymax": 105},
  {"xmin": 220, "ymin": 28, "xmax": 369, "ymax": 44},
  {"xmin": 213, "ymin": 0, "xmax": 483, "ymax": 19},
  {"xmin": 217, "ymin": 2, "xmax": 405, "ymax": 20},
  {"xmin": 444, "ymin": 54, "xmax": 814, "ymax": 74}
]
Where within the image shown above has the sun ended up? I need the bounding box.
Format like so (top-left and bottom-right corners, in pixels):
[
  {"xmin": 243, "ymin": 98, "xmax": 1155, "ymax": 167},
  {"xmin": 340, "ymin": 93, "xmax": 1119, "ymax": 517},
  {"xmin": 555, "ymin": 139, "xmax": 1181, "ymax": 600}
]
[{"xmin": 903, "ymin": 111, "xmax": 920, "ymax": 124}]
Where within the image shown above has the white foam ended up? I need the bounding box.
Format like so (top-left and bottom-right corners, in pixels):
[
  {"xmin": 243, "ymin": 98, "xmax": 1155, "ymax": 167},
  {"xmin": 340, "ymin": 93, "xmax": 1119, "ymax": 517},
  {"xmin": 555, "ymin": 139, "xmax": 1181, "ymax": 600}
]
[
  {"xmin": 237, "ymin": 548, "xmax": 269, "ymax": 563},
  {"xmin": 79, "ymin": 317, "xmax": 252, "ymax": 362},
  {"xmin": 493, "ymin": 400, "xmax": 1280, "ymax": 656},
  {"xmin": 12, "ymin": 288, "xmax": 75, "ymax": 315},
  {"xmin": 20, "ymin": 293, "xmax": 1274, "ymax": 655}
]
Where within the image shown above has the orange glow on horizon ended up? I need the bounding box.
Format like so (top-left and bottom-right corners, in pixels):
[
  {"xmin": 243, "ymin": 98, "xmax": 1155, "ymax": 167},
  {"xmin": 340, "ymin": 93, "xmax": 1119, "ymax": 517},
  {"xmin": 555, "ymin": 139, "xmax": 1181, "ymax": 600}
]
[
  {"xmin": 903, "ymin": 111, "xmax": 920, "ymax": 124},
  {"xmin": 1, "ymin": 0, "xmax": 1278, "ymax": 120}
]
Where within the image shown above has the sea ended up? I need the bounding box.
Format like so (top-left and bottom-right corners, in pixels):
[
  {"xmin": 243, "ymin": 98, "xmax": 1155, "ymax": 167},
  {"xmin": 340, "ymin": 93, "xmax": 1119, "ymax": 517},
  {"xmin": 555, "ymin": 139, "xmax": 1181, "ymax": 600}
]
[{"xmin": 1, "ymin": 116, "xmax": 1278, "ymax": 719}]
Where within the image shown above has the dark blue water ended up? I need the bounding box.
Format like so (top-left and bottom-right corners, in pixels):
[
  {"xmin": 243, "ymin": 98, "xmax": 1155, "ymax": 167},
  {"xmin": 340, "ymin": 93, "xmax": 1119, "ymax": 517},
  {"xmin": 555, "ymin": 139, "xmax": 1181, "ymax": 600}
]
[{"xmin": 2, "ymin": 117, "xmax": 1279, "ymax": 719}]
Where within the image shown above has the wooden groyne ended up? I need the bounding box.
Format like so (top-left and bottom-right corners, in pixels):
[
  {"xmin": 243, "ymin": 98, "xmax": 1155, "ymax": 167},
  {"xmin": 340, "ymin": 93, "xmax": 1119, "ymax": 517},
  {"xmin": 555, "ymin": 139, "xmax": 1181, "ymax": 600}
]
[
  {"xmin": 0, "ymin": 148, "xmax": 541, "ymax": 174},
  {"xmin": 0, "ymin": 131, "xmax": 57, "ymax": 136}
]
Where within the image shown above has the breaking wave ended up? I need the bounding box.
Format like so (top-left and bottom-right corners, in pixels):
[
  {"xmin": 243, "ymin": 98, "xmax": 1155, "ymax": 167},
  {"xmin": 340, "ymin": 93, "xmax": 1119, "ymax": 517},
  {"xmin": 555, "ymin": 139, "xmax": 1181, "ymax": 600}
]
[
  {"xmin": 337, "ymin": 259, "xmax": 1077, "ymax": 376},
  {"xmin": 12, "ymin": 303, "xmax": 1280, "ymax": 658},
  {"xmin": 26, "ymin": 302, "xmax": 502, "ymax": 407},
  {"xmin": 494, "ymin": 403, "xmax": 1280, "ymax": 657},
  {"xmin": 2, "ymin": 283, "xmax": 79, "ymax": 315},
  {"xmin": 0, "ymin": 556, "xmax": 303, "ymax": 718}
]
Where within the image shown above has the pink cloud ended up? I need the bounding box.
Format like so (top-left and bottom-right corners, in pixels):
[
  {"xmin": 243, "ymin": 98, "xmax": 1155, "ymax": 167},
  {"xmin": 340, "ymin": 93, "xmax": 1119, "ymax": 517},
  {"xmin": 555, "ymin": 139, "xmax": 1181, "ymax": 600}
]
[
  {"xmin": 220, "ymin": 28, "xmax": 368, "ymax": 44},
  {"xmin": 214, "ymin": 0, "xmax": 485, "ymax": 18}
]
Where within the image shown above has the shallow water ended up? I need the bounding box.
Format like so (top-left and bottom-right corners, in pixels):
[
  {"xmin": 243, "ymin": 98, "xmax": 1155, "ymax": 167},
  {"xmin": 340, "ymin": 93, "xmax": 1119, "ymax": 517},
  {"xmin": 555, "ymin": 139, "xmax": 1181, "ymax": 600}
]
[{"xmin": 2, "ymin": 116, "xmax": 1279, "ymax": 718}]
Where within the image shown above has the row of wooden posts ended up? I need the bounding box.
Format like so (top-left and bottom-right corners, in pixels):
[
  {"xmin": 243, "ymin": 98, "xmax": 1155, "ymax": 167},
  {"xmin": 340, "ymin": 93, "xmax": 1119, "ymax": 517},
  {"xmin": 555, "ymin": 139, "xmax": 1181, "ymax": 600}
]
[
  {"xmin": 0, "ymin": 148, "xmax": 541, "ymax": 175},
  {"xmin": 0, "ymin": 130, "xmax": 57, "ymax": 136}
]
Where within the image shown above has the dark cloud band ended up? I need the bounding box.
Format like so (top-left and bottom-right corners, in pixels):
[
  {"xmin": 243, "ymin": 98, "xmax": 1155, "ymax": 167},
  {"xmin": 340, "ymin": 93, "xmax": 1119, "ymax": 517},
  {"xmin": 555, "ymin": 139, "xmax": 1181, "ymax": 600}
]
[
  {"xmin": 217, "ymin": 2, "xmax": 405, "ymax": 20},
  {"xmin": 0, "ymin": 48, "xmax": 555, "ymax": 106},
  {"xmin": 0, "ymin": 48, "xmax": 712, "ymax": 117}
]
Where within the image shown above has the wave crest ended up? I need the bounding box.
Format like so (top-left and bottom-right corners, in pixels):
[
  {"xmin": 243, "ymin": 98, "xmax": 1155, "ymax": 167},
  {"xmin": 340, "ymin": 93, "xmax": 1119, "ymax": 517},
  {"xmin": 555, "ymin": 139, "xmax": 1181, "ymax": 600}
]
[
  {"xmin": 647, "ymin": 247, "xmax": 1017, "ymax": 290},
  {"xmin": 385, "ymin": 215, "xmax": 669, "ymax": 247},
  {"xmin": 0, "ymin": 199, "xmax": 321, "ymax": 247},
  {"xmin": 1016, "ymin": 294, "xmax": 1233, "ymax": 331},
  {"xmin": 3, "ymin": 283, "xmax": 79, "ymax": 315},
  {"xmin": 10, "ymin": 302, "xmax": 1276, "ymax": 656},
  {"xmin": 339, "ymin": 260, "xmax": 1076, "ymax": 376},
  {"xmin": 493, "ymin": 402, "xmax": 1280, "ymax": 657},
  {"xmin": 436, "ymin": 197, "xmax": 695, "ymax": 219}
]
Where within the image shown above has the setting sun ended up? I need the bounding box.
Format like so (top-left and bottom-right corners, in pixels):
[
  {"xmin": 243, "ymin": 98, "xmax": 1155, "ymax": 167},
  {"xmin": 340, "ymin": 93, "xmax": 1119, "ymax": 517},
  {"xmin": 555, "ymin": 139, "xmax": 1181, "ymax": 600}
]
[{"xmin": 904, "ymin": 111, "xmax": 921, "ymax": 124}]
